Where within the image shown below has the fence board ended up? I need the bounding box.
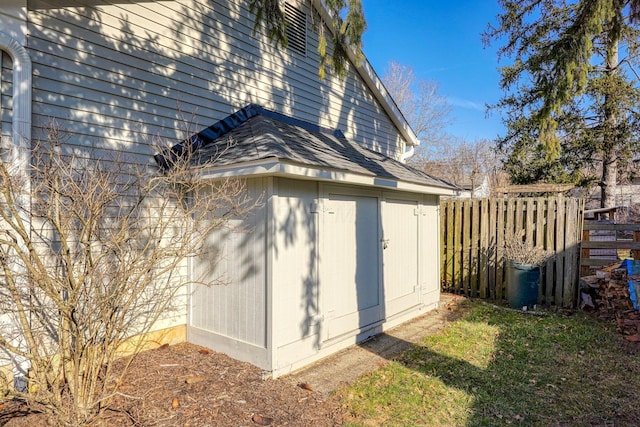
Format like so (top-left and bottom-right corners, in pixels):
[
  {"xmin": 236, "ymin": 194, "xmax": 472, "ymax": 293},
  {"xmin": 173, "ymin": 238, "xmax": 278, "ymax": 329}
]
[
  {"xmin": 470, "ymin": 199, "xmax": 480, "ymax": 297},
  {"xmin": 488, "ymin": 199, "xmax": 498, "ymax": 298},
  {"xmin": 527, "ymin": 200, "xmax": 535, "ymax": 244},
  {"xmin": 554, "ymin": 199, "xmax": 566, "ymax": 306},
  {"xmin": 454, "ymin": 200, "xmax": 463, "ymax": 291},
  {"xmin": 479, "ymin": 199, "xmax": 489, "ymax": 299},
  {"xmin": 545, "ymin": 198, "xmax": 557, "ymax": 304},
  {"xmin": 440, "ymin": 196, "xmax": 583, "ymax": 308},
  {"xmin": 581, "ymin": 241, "xmax": 640, "ymax": 250},
  {"xmin": 496, "ymin": 199, "xmax": 506, "ymax": 300},
  {"xmin": 535, "ymin": 198, "xmax": 545, "ymax": 303},
  {"xmin": 585, "ymin": 223, "xmax": 640, "ymax": 231},
  {"xmin": 444, "ymin": 200, "xmax": 454, "ymax": 287},
  {"xmin": 515, "ymin": 199, "xmax": 524, "ymax": 236},
  {"xmin": 462, "ymin": 200, "xmax": 471, "ymax": 295}
]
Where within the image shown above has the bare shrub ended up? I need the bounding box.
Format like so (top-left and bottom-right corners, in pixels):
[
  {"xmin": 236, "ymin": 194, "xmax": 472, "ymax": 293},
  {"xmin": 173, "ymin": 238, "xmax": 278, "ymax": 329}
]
[
  {"xmin": 0, "ymin": 121, "xmax": 256, "ymax": 426},
  {"xmin": 503, "ymin": 231, "xmax": 553, "ymax": 266}
]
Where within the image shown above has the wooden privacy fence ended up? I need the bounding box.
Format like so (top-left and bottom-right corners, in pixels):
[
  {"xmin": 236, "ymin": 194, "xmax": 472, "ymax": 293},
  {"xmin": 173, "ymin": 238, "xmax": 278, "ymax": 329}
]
[{"xmin": 440, "ymin": 197, "xmax": 584, "ymax": 307}]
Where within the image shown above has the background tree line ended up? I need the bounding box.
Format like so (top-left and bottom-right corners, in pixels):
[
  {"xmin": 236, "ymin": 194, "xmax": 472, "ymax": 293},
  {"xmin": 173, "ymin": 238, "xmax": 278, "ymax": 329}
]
[{"xmin": 380, "ymin": 0, "xmax": 640, "ymax": 207}]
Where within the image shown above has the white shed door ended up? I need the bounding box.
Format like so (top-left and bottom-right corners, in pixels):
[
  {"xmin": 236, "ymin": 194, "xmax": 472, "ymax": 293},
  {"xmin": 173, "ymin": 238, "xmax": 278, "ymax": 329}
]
[
  {"xmin": 382, "ymin": 197, "xmax": 421, "ymax": 316},
  {"xmin": 321, "ymin": 193, "xmax": 381, "ymax": 340}
]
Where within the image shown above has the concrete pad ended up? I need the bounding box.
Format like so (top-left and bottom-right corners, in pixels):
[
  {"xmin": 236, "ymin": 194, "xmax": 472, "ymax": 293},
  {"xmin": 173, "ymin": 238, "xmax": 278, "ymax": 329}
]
[{"xmin": 284, "ymin": 294, "xmax": 465, "ymax": 395}]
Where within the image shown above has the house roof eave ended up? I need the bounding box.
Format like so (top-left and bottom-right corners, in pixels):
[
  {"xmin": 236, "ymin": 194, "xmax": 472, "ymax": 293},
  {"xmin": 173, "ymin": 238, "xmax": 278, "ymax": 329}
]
[{"xmin": 310, "ymin": 0, "xmax": 420, "ymax": 148}]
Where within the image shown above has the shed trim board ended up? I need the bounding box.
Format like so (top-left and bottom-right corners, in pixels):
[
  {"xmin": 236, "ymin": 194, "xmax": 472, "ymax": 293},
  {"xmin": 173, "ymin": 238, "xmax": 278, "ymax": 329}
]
[
  {"xmin": 265, "ymin": 177, "xmax": 276, "ymax": 372},
  {"xmin": 196, "ymin": 159, "xmax": 456, "ymax": 195}
]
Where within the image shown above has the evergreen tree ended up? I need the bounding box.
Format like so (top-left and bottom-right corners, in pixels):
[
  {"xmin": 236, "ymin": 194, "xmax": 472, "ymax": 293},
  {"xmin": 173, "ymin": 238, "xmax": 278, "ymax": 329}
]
[
  {"xmin": 485, "ymin": 0, "xmax": 640, "ymax": 207},
  {"xmin": 250, "ymin": 0, "xmax": 366, "ymax": 78}
]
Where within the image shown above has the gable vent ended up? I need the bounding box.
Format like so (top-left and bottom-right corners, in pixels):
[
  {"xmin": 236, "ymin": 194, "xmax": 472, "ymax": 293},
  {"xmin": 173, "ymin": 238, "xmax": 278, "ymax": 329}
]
[{"xmin": 285, "ymin": 2, "xmax": 307, "ymax": 56}]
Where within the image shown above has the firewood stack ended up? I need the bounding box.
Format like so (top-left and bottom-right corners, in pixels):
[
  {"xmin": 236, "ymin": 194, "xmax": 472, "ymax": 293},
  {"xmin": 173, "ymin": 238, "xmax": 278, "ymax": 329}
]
[{"xmin": 580, "ymin": 262, "xmax": 640, "ymax": 342}]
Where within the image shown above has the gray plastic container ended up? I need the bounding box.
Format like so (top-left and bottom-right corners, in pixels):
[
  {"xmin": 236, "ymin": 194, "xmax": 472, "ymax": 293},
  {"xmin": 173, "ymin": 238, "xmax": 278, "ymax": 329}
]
[{"xmin": 506, "ymin": 260, "xmax": 540, "ymax": 308}]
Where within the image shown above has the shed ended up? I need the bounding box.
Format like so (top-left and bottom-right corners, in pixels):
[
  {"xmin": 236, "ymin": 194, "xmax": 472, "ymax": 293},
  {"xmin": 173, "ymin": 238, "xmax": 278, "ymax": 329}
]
[{"xmin": 157, "ymin": 104, "xmax": 457, "ymax": 377}]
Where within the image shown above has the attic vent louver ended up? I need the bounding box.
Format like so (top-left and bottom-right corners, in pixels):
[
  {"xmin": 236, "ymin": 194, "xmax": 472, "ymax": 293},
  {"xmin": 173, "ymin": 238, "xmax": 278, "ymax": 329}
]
[{"xmin": 285, "ymin": 2, "xmax": 307, "ymax": 56}]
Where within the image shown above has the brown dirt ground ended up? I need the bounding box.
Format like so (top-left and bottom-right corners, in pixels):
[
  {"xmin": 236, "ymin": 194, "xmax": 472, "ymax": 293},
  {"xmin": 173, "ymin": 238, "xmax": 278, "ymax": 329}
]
[
  {"xmin": 0, "ymin": 295, "xmax": 465, "ymax": 426},
  {"xmin": 0, "ymin": 342, "xmax": 346, "ymax": 426},
  {"xmin": 6, "ymin": 289, "xmax": 639, "ymax": 427}
]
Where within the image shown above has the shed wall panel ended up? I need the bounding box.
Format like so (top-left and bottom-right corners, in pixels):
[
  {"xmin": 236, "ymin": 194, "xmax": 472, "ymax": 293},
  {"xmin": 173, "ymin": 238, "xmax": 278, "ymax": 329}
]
[
  {"xmin": 321, "ymin": 186, "xmax": 382, "ymax": 340},
  {"xmin": 420, "ymin": 195, "xmax": 441, "ymax": 307},
  {"xmin": 191, "ymin": 178, "xmax": 267, "ymax": 347},
  {"xmin": 272, "ymin": 178, "xmax": 319, "ymax": 348},
  {"xmin": 382, "ymin": 195, "xmax": 421, "ymax": 316}
]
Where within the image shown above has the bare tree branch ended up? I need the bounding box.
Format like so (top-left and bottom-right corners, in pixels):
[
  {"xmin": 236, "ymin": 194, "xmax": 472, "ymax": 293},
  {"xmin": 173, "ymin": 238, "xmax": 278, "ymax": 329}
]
[{"xmin": 0, "ymin": 121, "xmax": 258, "ymax": 425}]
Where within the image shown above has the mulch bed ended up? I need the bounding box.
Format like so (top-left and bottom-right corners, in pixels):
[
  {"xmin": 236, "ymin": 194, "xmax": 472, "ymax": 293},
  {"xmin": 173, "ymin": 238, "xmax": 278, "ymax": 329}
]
[
  {"xmin": 3, "ymin": 283, "xmax": 639, "ymax": 426},
  {"xmin": 0, "ymin": 343, "xmax": 345, "ymax": 426}
]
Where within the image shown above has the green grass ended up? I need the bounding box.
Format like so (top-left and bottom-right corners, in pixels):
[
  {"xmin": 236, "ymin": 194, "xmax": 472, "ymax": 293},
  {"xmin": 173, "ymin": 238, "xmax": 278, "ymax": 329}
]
[{"xmin": 338, "ymin": 300, "xmax": 640, "ymax": 426}]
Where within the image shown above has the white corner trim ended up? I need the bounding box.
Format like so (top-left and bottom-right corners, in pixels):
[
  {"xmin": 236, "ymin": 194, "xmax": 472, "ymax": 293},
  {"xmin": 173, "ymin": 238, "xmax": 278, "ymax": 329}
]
[
  {"xmin": 0, "ymin": 30, "xmax": 32, "ymax": 153},
  {"xmin": 0, "ymin": 30, "xmax": 31, "ymax": 385}
]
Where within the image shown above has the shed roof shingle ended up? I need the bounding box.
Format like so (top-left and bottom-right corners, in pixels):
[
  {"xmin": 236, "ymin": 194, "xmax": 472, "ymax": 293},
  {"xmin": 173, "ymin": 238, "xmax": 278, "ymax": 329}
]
[{"xmin": 155, "ymin": 104, "xmax": 456, "ymax": 191}]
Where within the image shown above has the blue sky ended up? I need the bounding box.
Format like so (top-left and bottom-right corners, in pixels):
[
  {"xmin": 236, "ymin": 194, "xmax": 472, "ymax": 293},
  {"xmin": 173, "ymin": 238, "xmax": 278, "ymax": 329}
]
[{"xmin": 361, "ymin": 0, "xmax": 505, "ymax": 143}]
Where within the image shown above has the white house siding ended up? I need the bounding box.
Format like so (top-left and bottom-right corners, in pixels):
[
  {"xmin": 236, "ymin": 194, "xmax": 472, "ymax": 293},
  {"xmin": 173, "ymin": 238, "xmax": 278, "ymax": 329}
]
[
  {"xmin": 0, "ymin": 1, "xmax": 27, "ymax": 45},
  {"xmin": 26, "ymin": 0, "xmax": 407, "ymax": 162}
]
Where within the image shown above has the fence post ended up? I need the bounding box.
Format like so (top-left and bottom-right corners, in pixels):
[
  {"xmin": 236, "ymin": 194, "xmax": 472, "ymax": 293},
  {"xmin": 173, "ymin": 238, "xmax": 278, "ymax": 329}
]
[{"xmin": 563, "ymin": 199, "xmax": 577, "ymax": 307}]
